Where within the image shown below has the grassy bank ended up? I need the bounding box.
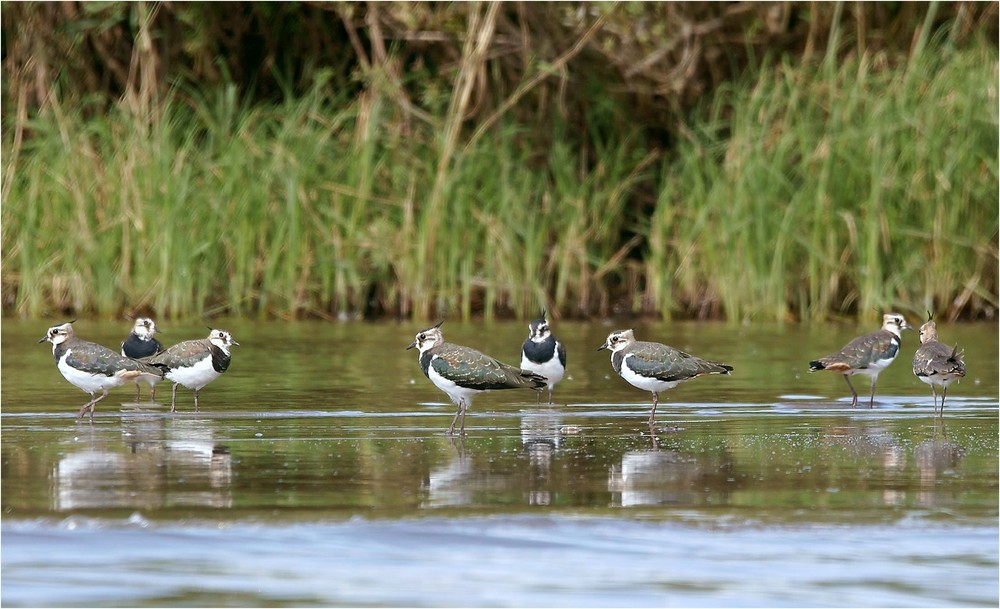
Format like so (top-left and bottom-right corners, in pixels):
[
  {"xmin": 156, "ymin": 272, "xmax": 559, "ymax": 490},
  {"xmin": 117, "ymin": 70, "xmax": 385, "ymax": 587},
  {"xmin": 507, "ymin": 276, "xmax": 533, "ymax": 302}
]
[
  {"xmin": 3, "ymin": 42, "xmax": 997, "ymax": 322},
  {"xmin": 645, "ymin": 41, "xmax": 999, "ymax": 322}
]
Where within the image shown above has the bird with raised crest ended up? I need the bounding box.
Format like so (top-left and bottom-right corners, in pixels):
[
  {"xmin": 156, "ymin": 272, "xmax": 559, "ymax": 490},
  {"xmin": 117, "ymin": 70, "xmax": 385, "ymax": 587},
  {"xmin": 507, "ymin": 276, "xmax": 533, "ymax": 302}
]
[
  {"xmin": 148, "ymin": 328, "xmax": 239, "ymax": 413},
  {"xmin": 39, "ymin": 321, "xmax": 165, "ymax": 418},
  {"xmin": 912, "ymin": 312, "xmax": 966, "ymax": 416},
  {"xmin": 598, "ymin": 329, "xmax": 733, "ymax": 427},
  {"xmin": 809, "ymin": 313, "xmax": 912, "ymax": 408},
  {"xmin": 120, "ymin": 316, "xmax": 164, "ymax": 402},
  {"xmin": 520, "ymin": 310, "xmax": 567, "ymax": 404},
  {"xmin": 407, "ymin": 321, "xmax": 547, "ymax": 435}
]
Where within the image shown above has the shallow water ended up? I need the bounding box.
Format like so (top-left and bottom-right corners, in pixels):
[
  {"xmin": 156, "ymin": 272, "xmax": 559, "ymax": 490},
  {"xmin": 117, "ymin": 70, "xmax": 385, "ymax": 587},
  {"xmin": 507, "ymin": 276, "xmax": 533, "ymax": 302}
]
[{"xmin": 3, "ymin": 319, "xmax": 998, "ymax": 606}]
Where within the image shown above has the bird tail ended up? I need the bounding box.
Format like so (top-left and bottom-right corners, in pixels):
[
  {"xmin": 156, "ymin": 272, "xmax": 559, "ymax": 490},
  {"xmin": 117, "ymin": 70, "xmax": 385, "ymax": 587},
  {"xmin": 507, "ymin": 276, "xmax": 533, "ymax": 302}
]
[
  {"xmin": 947, "ymin": 344, "xmax": 967, "ymax": 376},
  {"xmin": 146, "ymin": 362, "xmax": 170, "ymax": 377},
  {"xmin": 520, "ymin": 370, "xmax": 548, "ymax": 389},
  {"xmin": 948, "ymin": 344, "xmax": 964, "ymax": 363},
  {"xmin": 808, "ymin": 360, "xmax": 826, "ymax": 372},
  {"xmin": 119, "ymin": 362, "xmax": 165, "ymax": 382}
]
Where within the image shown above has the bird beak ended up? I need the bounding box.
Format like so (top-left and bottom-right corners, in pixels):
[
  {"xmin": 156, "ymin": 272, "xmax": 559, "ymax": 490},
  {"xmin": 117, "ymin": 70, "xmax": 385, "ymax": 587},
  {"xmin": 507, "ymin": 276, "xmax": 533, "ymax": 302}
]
[
  {"xmin": 596, "ymin": 342, "xmax": 609, "ymax": 351},
  {"xmin": 37, "ymin": 335, "xmax": 48, "ymax": 343},
  {"xmin": 230, "ymin": 339, "xmax": 240, "ymax": 346},
  {"xmin": 405, "ymin": 340, "xmax": 417, "ymax": 350}
]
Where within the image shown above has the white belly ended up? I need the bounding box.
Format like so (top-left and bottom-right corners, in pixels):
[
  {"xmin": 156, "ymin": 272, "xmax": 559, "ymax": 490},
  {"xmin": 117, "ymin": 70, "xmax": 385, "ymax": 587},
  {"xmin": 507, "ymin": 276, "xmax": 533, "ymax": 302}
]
[
  {"xmin": 620, "ymin": 356, "xmax": 679, "ymax": 393},
  {"xmin": 135, "ymin": 376, "xmax": 162, "ymax": 388},
  {"xmin": 165, "ymin": 356, "xmax": 220, "ymax": 390},
  {"xmin": 848, "ymin": 354, "xmax": 896, "ymax": 378},
  {"xmin": 427, "ymin": 365, "xmax": 481, "ymax": 406},
  {"xmin": 520, "ymin": 354, "xmax": 565, "ymax": 388},
  {"xmin": 918, "ymin": 373, "xmax": 957, "ymax": 389},
  {"xmin": 57, "ymin": 351, "xmax": 124, "ymax": 394}
]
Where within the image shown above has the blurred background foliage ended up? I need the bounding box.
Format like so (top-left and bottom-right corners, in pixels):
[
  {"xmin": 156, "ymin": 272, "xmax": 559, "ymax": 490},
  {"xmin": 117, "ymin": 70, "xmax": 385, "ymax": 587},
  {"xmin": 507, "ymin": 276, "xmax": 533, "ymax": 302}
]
[{"xmin": 2, "ymin": 1, "xmax": 997, "ymax": 322}]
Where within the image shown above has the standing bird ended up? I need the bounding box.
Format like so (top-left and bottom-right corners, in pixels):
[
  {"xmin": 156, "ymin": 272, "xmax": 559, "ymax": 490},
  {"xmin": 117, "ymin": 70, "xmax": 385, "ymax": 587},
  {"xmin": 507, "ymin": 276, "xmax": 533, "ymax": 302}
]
[
  {"xmin": 149, "ymin": 328, "xmax": 239, "ymax": 413},
  {"xmin": 407, "ymin": 322, "xmax": 547, "ymax": 435},
  {"xmin": 808, "ymin": 313, "xmax": 912, "ymax": 408},
  {"xmin": 120, "ymin": 317, "xmax": 164, "ymax": 402},
  {"xmin": 520, "ymin": 310, "xmax": 567, "ymax": 404},
  {"xmin": 912, "ymin": 313, "xmax": 966, "ymax": 416},
  {"xmin": 598, "ymin": 329, "xmax": 733, "ymax": 426},
  {"xmin": 38, "ymin": 321, "xmax": 165, "ymax": 418}
]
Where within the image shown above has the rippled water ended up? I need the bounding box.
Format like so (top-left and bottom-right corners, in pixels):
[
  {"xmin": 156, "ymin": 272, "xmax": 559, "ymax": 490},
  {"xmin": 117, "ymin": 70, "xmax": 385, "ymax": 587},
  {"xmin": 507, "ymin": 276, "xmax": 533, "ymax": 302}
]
[{"xmin": 3, "ymin": 319, "xmax": 998, "ymax": 606}]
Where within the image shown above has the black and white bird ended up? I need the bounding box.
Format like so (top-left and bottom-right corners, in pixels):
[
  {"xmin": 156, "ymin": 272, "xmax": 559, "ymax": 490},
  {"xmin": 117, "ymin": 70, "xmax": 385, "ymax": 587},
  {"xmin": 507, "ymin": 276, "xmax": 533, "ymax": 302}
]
[
  {"xmin": 407, "ymin": 322, "xmax": 547, "ymax": 435},
  {"xmin": 520, "ymin": 310, "xmax": 567, "ymax": 404},
  {"xmin": 120, "ymin": 317, "xmax": 164, "ymax": 402},
  {"xmin": 38, "ymin": 321, "xmax": 165, "ymax": 418},
  {"xmin": 598, "ymin": 329, "xmax": 733, "ymax": 426},
  {"xmin": 809, "ymin": 313, "xmax": 912, "ymax": 408},
  {"xmin": 912, "ymin": 312, "xmax": 966, "ymax": 416},
  {"xmin": 149, "ymin": 328, "xmax": 239, "ymax": 413}
]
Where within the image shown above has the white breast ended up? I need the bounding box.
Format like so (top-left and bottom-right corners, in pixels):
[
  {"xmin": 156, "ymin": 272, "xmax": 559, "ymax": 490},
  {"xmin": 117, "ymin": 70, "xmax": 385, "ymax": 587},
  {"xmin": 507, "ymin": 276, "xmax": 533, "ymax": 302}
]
[
  {"xmin": 427, "ymin": 360, "xmax": 481, "ymax": 405},
  {"xmin": 619, "ymin": 354, "xmax": 680, "ymax": 393},
  {"xmin": 520, "ymin": 353, "xmax": 565, "ymax": 388},
  {"xmin": 57, "ymin": 351, "xmax": 125, "ymax": 394},
  {"xmin": 165, "ymin": 355, "xmax": 220, "ymax": 390}
]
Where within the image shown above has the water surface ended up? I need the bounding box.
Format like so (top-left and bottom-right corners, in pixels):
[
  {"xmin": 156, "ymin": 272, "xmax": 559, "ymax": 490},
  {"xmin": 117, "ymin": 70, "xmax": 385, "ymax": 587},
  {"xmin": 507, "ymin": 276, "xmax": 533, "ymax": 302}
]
[{"xmin": 3, "ymin": 320, "xmax": 997, "ymax": 606}]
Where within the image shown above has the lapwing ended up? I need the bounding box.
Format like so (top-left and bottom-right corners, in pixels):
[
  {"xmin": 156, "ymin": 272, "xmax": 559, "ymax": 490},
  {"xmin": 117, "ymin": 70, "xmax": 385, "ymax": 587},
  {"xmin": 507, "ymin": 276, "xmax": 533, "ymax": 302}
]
[
  {"xmin": 597, "ymin": 329, "xmax": 733, "ymax": 426},
  {"xmin": 149, "ymin": 328, "xmax": 239, "ymax": 413},
  {"xmin": 120, "ymin": 317, "xmax": 164, "ymax": 402},
  {"xmin": 407, "ymin": 321, "xmax": 547, "ymax": 435},
  {"xmin": 912, "ymin": 312, "xmax": 966, "ymax": 416},
  {"xmin": 520, "ymin": 310, "xmax": 567, "ymax": 404},
  {"xmin": 38, "ymin": 321, "xmax": 165, "ymax": 418},
  {"xmin": 808, "ymin": 313, "xmax": 912, "ymax": 408}
]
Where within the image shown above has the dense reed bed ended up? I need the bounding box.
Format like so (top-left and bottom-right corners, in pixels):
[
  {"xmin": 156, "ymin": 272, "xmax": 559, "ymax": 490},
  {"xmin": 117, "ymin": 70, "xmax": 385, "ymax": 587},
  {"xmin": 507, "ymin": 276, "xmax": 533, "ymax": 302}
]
[
  {"xmin": 645, "ymin": 41, "xmax": 999, "ymax": 322},
  {"xmin": 3, "ymin": 42, "xmax": 996, "ymax": 322}
]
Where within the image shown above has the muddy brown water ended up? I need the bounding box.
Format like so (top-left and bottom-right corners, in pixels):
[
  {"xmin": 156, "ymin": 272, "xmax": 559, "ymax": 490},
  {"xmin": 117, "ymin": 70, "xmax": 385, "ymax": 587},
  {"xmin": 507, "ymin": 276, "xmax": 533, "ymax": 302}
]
[{"xmin": 3, "ymin": 319, "xmax": 997, "ymax": 606}]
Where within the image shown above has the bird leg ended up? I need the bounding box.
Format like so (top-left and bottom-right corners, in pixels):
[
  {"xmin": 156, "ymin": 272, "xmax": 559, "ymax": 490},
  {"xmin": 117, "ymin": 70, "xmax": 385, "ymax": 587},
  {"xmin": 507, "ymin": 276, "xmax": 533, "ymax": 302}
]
[
  {"xmin": 448, "ymin": 400, "xmax": 466, "ymax": 435},
  {"xmin": 150, "ymin": 383, "xmax": 157, "ymax": 403},
  {"xmin": 170, "ymin": 383, "xmax": 179, "ymax": 413},
  {"xmin": 867, "ymin": 377, "xmax": 877, "ymax": 409},
  {"xmin": 459, "ymin": 402, "xmax": 468, "ymax": 435},
  {"xmin": 648, "ymin": 392, "xmax": 659, "ymax": 426},
  {"xmin": 930, "ymin": 385, "xmax": 939, "ymax": 415},
  {"xmin": 939, "ymin": 386, "xmax": 948, "ymax": 415},
  {"xmin": 78, "ymin": 389, "xmax": 109, "ymax": 419},
  {"xmin": 134, "ymin": 383, "xmax": 141, "ymax": 403},
  {"xmin": 843, "ymin": 376, "xmax": 859, "ymax": 408},
  {"xmin": 78, "ymin": 394, "xmax": 95, "ymax": 419},
  {"xmin": 547, "ymin": 387, "xmax": 554, "ymax": 405},
  {"xmin": 194, "ymin": 388, "xmax": 200, "ymax": 413}
]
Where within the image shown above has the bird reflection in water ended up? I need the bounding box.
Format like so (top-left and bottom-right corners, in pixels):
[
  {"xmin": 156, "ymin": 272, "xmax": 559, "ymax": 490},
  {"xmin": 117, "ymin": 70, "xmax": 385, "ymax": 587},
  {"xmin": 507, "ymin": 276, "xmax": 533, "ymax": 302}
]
[
  {"xmin": 915, "ymin": 420, "xmax": 966, "ymax": 507},
  {"xmin": 421, "ymin": 437, "xmax": 474, "ymax": 508},
  {"xmin": 520, "ymin": 409, "xmax": 563, "ymax": 506},
  {"xmin": 54, "ymin": 416, "xmax": 232, "ymax": 511}
]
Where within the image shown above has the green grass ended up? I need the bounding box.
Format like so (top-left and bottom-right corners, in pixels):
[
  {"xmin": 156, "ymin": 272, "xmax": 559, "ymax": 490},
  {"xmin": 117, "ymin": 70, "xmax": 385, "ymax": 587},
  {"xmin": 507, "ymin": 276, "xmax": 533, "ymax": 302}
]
[
  {"xmin": 643, "ymin": 42, "xmax": 998, "ymax": 323},
  {"xmin": 3, "ymin": 42, "xmax": 997, "ymax": 322}
]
